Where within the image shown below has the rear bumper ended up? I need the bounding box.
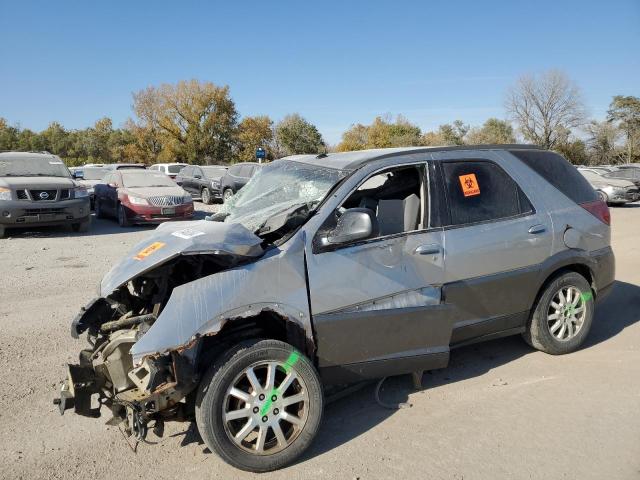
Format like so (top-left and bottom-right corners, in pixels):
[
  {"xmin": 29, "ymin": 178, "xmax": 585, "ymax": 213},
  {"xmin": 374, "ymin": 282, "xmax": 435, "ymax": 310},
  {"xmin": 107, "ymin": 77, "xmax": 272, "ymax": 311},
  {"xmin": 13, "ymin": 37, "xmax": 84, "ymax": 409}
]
[
  {"xmin": 0, "ymin": 198, "xmax": 90, "ymax": 228},
  {"xmin": 591, "ymin": 246, "xmax": 615, "ymax": 300}
]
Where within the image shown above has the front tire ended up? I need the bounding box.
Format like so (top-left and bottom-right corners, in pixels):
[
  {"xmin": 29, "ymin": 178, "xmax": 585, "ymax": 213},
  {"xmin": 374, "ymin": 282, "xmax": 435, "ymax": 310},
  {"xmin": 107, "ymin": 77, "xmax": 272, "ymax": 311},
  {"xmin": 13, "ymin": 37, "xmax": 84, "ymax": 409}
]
[
  {"xmin": 117, "ymin": 204, "xmax": 131, "ymax": 227},
  {"xmin": 223, "ymin": 188, "xmax": 233, "ymax": 203},
  {"xmin": 195, "ymin": 339, "xmax": 323, "ymax": 472},
  {"xmin": 201, "ymin": 187, "xmax": 213, "ymax": 205},
  {"xmin": 523, "ymin": 271, "xmax": 594, "ymax": 355}
]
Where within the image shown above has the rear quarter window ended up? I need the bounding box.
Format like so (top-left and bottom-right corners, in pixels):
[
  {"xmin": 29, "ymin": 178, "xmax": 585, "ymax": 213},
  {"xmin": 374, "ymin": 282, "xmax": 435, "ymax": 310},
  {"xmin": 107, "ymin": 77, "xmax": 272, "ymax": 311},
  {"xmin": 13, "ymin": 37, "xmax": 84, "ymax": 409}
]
[
  {"xmin": 441, "ymin": 160, "xmax": 533, "ymax": 226},
  {"xmin": 510, "ymin": 150, "xmax": 597, "ymax": 204}
]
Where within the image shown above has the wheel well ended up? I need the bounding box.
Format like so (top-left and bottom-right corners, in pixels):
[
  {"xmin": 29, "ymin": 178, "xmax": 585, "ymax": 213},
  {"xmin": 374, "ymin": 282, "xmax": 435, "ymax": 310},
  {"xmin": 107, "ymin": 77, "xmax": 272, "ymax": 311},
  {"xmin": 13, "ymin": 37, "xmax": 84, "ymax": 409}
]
[
  {"xmin": 538, "ymin": 263, "xmax": 595, "ymax": 301},
  {"xmin": 194, "ymin": 311, "xmax": 311, "ymax": 375}
]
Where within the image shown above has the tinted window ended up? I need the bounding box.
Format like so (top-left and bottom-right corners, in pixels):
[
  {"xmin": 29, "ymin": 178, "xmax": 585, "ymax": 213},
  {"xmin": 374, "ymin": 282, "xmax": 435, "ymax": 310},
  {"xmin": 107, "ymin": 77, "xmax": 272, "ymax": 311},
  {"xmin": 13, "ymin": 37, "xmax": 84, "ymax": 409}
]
[
  {"xmin": 181, "ymin": 166, "xmax": 193, "ymax": 177},
  {"xmin": 510, "ymin": 150, "xmax": 597, "ymax": 204},
  {"xmin": 229, "ymin": 165, "xmax": 242, "ymax": 176},
  {"xmin": 168, "ymin": 164, "xmax": 185, "ymax": 174},
  {"xmin": 442, "ymin": 161, "xmax": 532, "ymax": 226}
]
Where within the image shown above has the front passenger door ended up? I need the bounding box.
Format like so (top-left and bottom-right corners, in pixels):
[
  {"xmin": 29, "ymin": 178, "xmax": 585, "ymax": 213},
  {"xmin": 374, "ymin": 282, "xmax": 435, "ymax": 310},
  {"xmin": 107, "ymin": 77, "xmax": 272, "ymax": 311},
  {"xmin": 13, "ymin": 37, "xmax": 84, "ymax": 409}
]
[{"xmin": 306, "ymin": 162, "xmax": 454, "ymax": 384}]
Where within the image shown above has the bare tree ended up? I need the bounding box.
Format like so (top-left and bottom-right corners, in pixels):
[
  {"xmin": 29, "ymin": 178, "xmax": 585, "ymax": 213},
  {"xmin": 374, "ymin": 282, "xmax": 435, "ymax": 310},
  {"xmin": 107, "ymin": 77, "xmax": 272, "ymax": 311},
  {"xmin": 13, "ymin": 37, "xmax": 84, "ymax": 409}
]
[{"xmin": 505, "ymin": 70, "xmax": 586, "ymax": 149}]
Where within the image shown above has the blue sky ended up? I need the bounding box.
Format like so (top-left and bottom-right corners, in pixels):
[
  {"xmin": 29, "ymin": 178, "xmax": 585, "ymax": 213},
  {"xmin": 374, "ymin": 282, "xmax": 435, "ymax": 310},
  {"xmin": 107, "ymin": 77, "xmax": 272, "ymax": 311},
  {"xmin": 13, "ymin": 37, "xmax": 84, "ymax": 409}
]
[{"xmin": 1, "ymin": 0, "xmax": 638, "ymax": 144}]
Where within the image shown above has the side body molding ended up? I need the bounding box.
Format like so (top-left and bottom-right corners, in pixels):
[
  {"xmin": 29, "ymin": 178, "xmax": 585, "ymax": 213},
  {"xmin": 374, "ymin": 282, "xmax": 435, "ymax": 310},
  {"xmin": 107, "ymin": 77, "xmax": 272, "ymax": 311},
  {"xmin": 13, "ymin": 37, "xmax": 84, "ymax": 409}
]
[{"xmin": 130, "ymin": 231, "xmax": 312, "ymax": 364}]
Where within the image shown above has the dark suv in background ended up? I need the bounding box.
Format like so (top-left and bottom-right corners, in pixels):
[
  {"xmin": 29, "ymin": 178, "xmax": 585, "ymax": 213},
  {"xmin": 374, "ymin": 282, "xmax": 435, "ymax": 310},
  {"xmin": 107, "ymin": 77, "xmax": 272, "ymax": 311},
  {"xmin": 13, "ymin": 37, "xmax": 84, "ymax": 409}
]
[
  {"xmin": 220, "ymin": 162, "xmax": 261, "ymax": 202},
  {"xmin": 0, "ymin": 152, "xmax": 91, "ymax": 238},
  {"xmin": 176, "ymin": 165, "xmax": 228, "ymax": 204}
]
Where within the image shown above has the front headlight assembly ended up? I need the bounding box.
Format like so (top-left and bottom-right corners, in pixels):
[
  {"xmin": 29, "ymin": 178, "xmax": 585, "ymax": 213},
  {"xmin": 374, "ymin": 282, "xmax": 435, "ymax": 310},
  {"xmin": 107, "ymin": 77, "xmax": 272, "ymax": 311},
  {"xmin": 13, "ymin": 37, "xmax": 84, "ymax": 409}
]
[
  {"xmin": 73, "ymin": 187, "xmax": 89, "ymax": 198},
  {"xmin": 128, "ymin": 195, "xmax": 148, "ymax": 206}
]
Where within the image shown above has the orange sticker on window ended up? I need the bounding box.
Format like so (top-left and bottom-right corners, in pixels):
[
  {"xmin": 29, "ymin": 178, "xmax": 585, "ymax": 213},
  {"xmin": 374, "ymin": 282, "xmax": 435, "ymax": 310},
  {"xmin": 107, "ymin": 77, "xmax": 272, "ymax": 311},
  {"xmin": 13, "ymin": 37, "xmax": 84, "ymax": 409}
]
[
  {"xmin": 458, "ymin": 174, "xmax": 480, "ymax": 197},
  {"xmin": 133, "ymin": 241, "xmax": 166, "ymax": 260}
]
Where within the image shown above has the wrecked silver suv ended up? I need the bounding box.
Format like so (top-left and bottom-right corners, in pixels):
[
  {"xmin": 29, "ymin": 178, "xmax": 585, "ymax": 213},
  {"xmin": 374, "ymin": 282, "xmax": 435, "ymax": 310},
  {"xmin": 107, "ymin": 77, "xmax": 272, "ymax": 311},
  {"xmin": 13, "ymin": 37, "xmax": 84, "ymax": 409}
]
[{"xmin": 56, "ymin": 146, "xmax": 614, "ymax": 472}]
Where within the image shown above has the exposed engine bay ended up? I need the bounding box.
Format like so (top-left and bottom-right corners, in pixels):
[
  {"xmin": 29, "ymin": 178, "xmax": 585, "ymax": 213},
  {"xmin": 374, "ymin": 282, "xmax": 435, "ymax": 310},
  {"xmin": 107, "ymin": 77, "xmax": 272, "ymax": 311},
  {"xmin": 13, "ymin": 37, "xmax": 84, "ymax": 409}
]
[{"xmin": 57, "ymin": 251, "xmax": 247, "ymax": 440}]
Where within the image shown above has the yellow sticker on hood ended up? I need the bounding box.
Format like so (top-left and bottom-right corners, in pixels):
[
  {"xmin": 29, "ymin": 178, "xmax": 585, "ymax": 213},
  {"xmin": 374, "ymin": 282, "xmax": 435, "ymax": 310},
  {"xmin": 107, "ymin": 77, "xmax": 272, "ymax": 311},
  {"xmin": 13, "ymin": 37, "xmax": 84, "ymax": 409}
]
[{"xmin": 134, "ymin": 241, "xmax": 166, "ymax": 260}]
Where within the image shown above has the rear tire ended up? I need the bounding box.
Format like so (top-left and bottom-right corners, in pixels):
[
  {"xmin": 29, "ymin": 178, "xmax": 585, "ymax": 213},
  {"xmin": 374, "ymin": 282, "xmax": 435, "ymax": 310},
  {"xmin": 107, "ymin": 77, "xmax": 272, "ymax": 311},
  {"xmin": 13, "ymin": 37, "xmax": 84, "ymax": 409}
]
[
  {"xmin": 523, "ymin": 271, "xmax": 594, "ymax": 355},
  {"xmin": 195, "ymin": 339, "xmax": 323, "ymax": 472},
  {"xmin": 71, "ymin": 217, "xmax": 91, "ymax": 233},
  {"xmin": 201, "ymin": 187, "xmax": 213, "ymax": 205},
  {"xmin": 223, "ymin": 188, "xmax": 233, "ymax": 203},
  {"xmin": 117, "ymin": 204, "xmax": 131, "ymax": 227}
]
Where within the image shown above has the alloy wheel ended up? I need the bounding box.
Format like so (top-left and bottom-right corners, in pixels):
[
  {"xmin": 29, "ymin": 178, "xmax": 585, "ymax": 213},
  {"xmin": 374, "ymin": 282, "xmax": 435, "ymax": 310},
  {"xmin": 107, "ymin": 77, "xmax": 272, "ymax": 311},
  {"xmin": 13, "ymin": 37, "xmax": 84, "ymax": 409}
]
[
  {"xmin": 547, "ymin": 285, "xmax": 587, "ymax": 341},
  {"xmin": 222, "ymin": 358, "xmax": 309, "ymax": 455}
]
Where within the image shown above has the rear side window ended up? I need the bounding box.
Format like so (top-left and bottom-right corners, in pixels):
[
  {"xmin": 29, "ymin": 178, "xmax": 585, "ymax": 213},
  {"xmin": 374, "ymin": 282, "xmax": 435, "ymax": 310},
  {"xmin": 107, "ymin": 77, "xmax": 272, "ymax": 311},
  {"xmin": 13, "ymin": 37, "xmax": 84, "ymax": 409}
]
[
  {"xmin": 442, "ymin": 161, "xmax": 533, "ymax": 226},
  {"xmin": 510, "ymin": 150, "xmax": 597, "ymax": 204}
]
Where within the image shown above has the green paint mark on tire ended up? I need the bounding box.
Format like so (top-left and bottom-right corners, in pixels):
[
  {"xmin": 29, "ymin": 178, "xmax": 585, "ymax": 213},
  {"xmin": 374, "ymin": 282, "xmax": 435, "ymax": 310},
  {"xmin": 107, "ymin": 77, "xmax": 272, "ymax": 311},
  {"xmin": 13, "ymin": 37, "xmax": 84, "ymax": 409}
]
[
  {"xmin": 260, "ymin": 350, "xmax": 301, "ymax": 416},
  {"xmin": 580, "ymin": 291, "xmax": 593, "ymax": 302}
]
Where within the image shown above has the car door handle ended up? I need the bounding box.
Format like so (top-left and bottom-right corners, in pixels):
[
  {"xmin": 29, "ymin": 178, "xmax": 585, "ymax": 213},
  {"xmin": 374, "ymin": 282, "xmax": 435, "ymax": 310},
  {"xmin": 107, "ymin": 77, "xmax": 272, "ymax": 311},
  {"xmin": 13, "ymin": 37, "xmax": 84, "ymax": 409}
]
[
  {"xmin": 414, "ymin": 244, "xmax": 442, "ymax": 255},
  {"xmin": 528, "ymin": 224, "xmax": 546, "ymax": 234}
]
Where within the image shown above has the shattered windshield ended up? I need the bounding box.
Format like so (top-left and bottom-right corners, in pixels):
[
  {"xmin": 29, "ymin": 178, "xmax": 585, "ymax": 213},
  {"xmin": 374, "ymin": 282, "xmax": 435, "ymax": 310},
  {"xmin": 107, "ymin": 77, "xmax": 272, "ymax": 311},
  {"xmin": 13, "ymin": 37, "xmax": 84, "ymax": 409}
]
[
  {"xmin": 219, "ymin": 160, "xmax": 347, "ymax": 232},
  {"xmin": 0, "ymin": 155, "xmax": 71, "ymax": 178}
]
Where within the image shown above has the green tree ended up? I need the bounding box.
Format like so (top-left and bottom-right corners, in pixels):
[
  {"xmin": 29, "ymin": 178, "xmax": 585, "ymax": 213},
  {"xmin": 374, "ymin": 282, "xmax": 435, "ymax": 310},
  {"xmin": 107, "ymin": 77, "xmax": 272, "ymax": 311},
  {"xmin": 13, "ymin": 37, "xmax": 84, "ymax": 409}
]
[
  {"xmin": 237, "ymin": 115, "xmax": 274, "ymax": 161},
  {"xmin": 41, "ymin": 122, "xmax": 70, "ymax": 157},
  {"xmin": 466, "ymin": 118, "xmax": 515, "ymax": 145},
  {"xmin": 131, "ymin": 80, "xmax": 238, "ymax": 164},
  {"xmin": 275, "ymin": 114, "xmax": 325, "ymax": 156},
  {"xmin": 421, "ymin": 120, "xmax": 468, "ymax": 146},
  {"xmin": 0, "ymin": 118, "xmax": 19, "ymax": 150},
  {"xmin": 337, "ymin": 115, "xmax": 422, "ymax": 151},
  {"xmin": 607, "ymin": 95, "xmax": 640, "ymax": 163}
]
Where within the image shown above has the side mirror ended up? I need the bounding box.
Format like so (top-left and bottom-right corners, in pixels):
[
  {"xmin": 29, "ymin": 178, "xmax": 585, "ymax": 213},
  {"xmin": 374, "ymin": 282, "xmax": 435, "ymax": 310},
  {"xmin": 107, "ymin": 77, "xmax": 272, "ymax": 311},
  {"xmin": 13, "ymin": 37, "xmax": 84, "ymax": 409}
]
[{"xmin": 327, "ymin": 208, "xmax": 377, "ymax": 244}]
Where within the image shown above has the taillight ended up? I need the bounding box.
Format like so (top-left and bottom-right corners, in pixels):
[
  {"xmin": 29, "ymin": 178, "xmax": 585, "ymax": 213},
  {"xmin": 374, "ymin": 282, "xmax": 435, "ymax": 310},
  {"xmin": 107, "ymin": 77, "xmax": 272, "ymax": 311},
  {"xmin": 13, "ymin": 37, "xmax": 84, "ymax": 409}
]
[{"xmin": 581, "ymin": 200, "xmax": 610, "ymax": 225}]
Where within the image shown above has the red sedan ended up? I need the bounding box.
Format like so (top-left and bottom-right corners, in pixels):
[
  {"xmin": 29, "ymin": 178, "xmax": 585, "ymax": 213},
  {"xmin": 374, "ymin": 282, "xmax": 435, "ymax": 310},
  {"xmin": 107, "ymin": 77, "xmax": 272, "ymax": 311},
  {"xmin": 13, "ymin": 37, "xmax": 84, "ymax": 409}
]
[{"xmin": 94, "ymin": 169, "xmax": 194, "ymax": 226}]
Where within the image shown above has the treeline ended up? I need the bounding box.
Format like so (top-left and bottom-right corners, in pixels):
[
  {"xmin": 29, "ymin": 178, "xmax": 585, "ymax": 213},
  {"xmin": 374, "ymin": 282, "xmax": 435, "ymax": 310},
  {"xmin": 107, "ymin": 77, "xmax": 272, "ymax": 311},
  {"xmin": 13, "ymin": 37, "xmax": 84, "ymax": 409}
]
[{"xmin": 1, "ymin": 72, "xmax": 638, "ymax": 166}]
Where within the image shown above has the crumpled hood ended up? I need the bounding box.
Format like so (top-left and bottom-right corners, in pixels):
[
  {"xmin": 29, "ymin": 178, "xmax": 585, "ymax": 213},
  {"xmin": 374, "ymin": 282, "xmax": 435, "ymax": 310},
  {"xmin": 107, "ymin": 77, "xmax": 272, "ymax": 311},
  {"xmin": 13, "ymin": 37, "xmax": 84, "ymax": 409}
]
[
  {"xmin": 100, "ymin": 220, "xmax": 264, "ymax": 296},
  {"xmin": 122, "ymin": 185, "xmax": 187, "ymax": 198}
]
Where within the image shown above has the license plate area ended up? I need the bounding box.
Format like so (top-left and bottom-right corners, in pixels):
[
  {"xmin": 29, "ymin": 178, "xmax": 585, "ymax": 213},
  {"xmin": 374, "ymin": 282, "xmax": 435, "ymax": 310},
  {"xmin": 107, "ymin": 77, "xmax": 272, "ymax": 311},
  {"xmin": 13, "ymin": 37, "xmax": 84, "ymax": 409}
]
[{"xmin": 161, "ymin": 207, "xmax": 176, "ymax": 215}]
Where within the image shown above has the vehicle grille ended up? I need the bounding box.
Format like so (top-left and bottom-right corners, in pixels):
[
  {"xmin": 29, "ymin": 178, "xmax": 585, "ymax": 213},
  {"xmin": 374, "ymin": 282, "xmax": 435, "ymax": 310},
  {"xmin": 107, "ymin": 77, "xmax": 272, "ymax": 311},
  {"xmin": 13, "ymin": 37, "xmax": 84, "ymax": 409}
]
[
  {"xmin": 147, "ymin": 195, "xmax": 184, "ymax": 206},
  {"xmin": 16, "ymin": 189, "xmax": 28, "ymax": 200},
  {"xmin": 29, "ymin": 189, "xmax": 58, "ymax": 201}
]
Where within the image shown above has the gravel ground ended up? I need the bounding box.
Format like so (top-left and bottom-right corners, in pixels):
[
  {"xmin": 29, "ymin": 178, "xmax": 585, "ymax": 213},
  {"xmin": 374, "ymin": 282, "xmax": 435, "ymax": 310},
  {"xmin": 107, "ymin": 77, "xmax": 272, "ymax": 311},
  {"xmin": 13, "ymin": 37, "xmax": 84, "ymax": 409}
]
[{"xmin": 1, "ymin": 202, "xmax": 639, "ymax": 480}]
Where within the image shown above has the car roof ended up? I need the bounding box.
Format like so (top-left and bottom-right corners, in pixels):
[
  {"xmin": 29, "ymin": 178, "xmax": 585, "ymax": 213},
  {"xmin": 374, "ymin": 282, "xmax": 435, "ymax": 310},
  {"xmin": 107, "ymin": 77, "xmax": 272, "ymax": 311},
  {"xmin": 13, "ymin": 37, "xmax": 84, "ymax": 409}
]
[{"xmin": 281, "ymin": 144, "xmax": 544, "ymax": 170}]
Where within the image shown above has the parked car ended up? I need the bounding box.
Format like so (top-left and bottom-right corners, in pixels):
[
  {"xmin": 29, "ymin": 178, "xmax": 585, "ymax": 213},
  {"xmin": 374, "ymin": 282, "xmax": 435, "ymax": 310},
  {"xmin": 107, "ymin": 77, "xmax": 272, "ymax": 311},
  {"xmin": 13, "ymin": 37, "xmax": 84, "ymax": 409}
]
[
  {"xmin": 72, "ymin": 167, "xmax": 108, "ymax": 209},
  {"xmin": 149, "ymin": 162, "xmax": 188, "ymax": 179},
  {"xmin": 94, "ymin": 169, "xmax": 194, "ymax": 226},
  {"xmin": 601, "ymin": 166, "xmax": 640, "ymax": 188},
  {"xmin": 0, "ymin": 152, "xmax": 91, "ymax": 238},
  {"xmin": 57, "ymin": 146, "xmax": 614, "ymax": 472},
  {"xmin": 577, "ymin": 168, "xmax": 639, "ymax": 204},
  {"xmin": 176, "ymin": 164, "xmax": 228, "ymax": 204},
  {"xmin": 220, "ymin": 162, "xmax": 261, "ymax": 202},
  {"xmin": 103, "ymin": 163, "xmax": 147, "ymax": 171}
]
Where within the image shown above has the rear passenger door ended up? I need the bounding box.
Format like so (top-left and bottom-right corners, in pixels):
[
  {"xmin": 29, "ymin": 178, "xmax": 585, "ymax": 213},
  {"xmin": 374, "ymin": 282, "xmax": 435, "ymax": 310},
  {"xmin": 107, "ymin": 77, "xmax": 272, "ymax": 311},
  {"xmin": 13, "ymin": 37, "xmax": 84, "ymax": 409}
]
[{"xmin": 436, "ymin": 158, "xmax": 553, "ymax": 344}]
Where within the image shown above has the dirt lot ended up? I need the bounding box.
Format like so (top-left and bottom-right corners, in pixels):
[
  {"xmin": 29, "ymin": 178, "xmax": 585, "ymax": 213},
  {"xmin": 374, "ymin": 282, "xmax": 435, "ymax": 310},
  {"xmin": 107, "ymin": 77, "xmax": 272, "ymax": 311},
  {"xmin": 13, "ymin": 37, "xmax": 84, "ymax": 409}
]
[{"xmin": 1, "ymin": 202, "xmax": 639, "ymax": 480}]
